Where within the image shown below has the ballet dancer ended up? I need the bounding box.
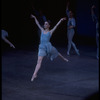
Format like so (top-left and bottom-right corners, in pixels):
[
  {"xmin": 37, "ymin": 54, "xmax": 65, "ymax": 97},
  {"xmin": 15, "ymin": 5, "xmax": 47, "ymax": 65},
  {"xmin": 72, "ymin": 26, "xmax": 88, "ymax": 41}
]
[
  {"xmin": 66, "ymin": 1, "xmax": 80, "ymax": 56},
  {"xmin": 30, "ymin": 14, "xmax": 68, "ymax": 81},
  {"xmin": 91, "ymin": 5, "xmax": 99, "ymax": 59},
  {"xmin": 1, "ymin": 29, "xmax": 15, "ymax": 48}
]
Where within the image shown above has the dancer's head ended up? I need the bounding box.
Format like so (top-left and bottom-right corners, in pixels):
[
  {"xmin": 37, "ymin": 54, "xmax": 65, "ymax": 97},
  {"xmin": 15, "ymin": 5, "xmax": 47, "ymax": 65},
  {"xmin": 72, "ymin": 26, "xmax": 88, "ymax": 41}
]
[
  {"xmin": 44, "ymin": 20, "xmax": 51, "ymax": 29},
  {"xmin": 69, "ymin": 11, "xmax": 73, "ymax": 18}
]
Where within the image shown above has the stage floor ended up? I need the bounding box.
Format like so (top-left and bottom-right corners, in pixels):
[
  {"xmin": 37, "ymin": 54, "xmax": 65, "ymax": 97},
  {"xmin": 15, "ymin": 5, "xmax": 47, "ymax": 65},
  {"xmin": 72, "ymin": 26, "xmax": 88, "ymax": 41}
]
[{"xmin": 2, "ymin": 45, "xmax": 99, "ymax": 100}]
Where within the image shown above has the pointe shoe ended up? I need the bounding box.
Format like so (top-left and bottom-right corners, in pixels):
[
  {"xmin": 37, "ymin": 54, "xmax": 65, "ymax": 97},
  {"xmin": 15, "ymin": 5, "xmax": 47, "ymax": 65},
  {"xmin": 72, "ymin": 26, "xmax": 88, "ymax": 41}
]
[
  {"xmin": 96, "ymin": 56, "xmax": 99, "ymax": 60},
  {"xmin": 67, "ymin": 52, "xmax": 70, "ymax": 56},
  {"xmin": 31, "ymin": 75, "xmax": 37, "ymax": 82},
  {"xmin": 76, "ymin": 50, "xmax": 80, "ymax": 56},
  {"xmin": 64, "ymin": 58, "xmax": 69, "ymax": 62}
]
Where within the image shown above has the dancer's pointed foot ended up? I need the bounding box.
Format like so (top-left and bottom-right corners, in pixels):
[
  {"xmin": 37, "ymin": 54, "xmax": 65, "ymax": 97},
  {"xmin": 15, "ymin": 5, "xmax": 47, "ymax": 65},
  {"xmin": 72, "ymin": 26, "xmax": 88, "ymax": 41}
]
[
  {"xmin": 67, "ymin": 52, "xmax": 70, "ymax": 56},
  {"xmin": 96, "ymin": 56, "xmax": 99, "ymax": 60},
  {"xmin": 31, "ymin": 74, "xmax": 37, "ymax": 82},
  {"xmin": 76, "ymin": 50, "xmax": 80, "ymax": 56},
  {"xmin": 64, "ymin": 58, "xmax": 69, "ymax": 62}
]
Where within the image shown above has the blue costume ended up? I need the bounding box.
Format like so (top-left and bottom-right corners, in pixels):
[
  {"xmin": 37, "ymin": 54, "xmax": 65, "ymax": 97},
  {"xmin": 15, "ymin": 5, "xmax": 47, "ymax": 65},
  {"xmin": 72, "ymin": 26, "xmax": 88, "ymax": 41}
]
[
  {"xmin": 38, "ymin": 31, "xmax": 58, "ymax": 60},
  {"xmin": 1, "ymin": 30, "xmax": 8, "ymax": 39},
  {"xmin": 66, "ymin": 9, "xmax": 79, "ymax": 55}
]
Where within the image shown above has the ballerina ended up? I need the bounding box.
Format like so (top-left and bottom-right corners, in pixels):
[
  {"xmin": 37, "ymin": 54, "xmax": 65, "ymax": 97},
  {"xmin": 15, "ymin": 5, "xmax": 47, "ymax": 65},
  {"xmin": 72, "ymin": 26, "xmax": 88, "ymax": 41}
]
[{"xmin": 30, "ymin": 14, "xmax": 68, "ymax": 81}]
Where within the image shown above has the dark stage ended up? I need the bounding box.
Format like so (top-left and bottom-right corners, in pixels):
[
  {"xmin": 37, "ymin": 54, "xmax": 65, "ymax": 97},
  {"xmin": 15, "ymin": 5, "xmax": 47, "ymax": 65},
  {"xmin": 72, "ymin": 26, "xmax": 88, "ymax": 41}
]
[{"xmin": 2, "ymin": 45, "xmax": 99, "ymax": 100}]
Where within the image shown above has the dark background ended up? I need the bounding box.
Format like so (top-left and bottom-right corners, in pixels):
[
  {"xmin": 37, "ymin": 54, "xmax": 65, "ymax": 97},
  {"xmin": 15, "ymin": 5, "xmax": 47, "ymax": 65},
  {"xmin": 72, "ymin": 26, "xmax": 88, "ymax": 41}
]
[
  {"xmin": 76, "ymin": 0, "xmax": 99, "ymax": 37},
  {"xmin": 1, "ymin": 0, "xmax": 99, "ymax": 49}
]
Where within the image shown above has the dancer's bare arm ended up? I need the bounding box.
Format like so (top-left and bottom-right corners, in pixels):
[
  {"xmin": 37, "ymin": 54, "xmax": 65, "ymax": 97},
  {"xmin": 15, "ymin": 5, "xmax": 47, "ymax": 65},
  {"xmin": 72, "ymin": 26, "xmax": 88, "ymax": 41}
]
[
  {"xmin": 66, "ymin": 1, "xmax": 70, "ymax": 17},
  {"xmin": 2, "ymin": 37, "xmax": 15, "ymax": 48},
  {"xmin": 30, "ymin": 14, "xmax": 44, "ymax": 31},
  {"xmin": 50, "ymin": 18, "xmax": 66, "ymax": 35}
]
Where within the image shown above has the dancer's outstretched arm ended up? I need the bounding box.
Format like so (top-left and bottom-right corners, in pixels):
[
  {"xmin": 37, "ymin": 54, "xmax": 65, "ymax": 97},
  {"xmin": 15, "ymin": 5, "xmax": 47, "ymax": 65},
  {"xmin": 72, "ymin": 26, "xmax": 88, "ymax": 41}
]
[
  {"xmin": 30, "ymin": 14, "xmax": 44, "ymax": 31},
  {"xmin": 50, "ymin": 18, "xmax": 66, "ymax": 35},
  {"xmin": 91, "ymin": 5, "xmax": 98, "ymax": 23},
  {"xmin": 91, "ymin": 5, "xmax": 95, "ymax": 15},
  {"xmin": 66, "ymin": 1, "xmax": 70, "ymax": 17},
  {"xmin": 2, "ymin": 37, "xmax": 15, "ymax": 48}
]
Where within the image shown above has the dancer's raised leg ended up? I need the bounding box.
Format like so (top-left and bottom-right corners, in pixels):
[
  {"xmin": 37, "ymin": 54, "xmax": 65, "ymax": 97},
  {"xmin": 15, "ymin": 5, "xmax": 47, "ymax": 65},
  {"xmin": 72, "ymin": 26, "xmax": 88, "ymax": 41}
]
[{"xmin": 58, "ymin": 53, "xmax": 69, "ymax": 62}]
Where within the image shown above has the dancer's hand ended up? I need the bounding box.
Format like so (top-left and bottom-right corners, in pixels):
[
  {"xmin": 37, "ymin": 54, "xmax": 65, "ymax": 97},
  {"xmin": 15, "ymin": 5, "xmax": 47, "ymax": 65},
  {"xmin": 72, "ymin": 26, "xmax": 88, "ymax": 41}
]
[
  {"xmin": 68, "ymin": 26, "xmax": 74, "ymax": 29},
  {"xmin": 61, "ymin": 17, "xmax": 66, "ymax": 21},
  {"xmin": 30, "ymin": 14, "xmax": 36, "ymax": 19},
  {"xmin": 64, "ymin": 58, "xmax": 69, "ymax": 62},
  {"xmin": 10, "ymin": 44, "xmax": 15, "ymax": 48}
]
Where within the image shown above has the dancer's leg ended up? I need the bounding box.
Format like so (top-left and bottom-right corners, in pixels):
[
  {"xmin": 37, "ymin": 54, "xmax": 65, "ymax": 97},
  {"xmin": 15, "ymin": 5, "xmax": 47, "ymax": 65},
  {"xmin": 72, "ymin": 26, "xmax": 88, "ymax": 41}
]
[
  {"xmin": 58, "ymin": 53, "xmax": 68, "ymax": 62},
  {"xmin": 97, "ymin": 48, "xmax": 99, "ymax": 59},
  {"xmin": 71, "ymin": 42, "xmax": 80, "ymax": 55},
  {"xmin": 96, "ymin": 33, "xmax": 99, "ymax": 59},
  {"xmin": 67, "ymin": 30, "xmax": 74, "ymax": 55},
  {"xmin": 31, "ymin": 56, "xmax": 44, "ymax": 81}
]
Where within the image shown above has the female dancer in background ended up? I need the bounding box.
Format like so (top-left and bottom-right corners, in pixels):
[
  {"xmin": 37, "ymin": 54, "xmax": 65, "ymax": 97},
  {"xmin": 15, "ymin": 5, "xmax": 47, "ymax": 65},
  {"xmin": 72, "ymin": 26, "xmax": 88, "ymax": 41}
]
[
  {"xmin": 91, "ymin": 5, "xmax": 99, "ymax": 59},
  {"xmin": 66, "ymin": 1, "xmax": 80, "ymax": 56},
  {"xmin": 30, "ymin": 14, "xmax": 68, "ymax": 81}
]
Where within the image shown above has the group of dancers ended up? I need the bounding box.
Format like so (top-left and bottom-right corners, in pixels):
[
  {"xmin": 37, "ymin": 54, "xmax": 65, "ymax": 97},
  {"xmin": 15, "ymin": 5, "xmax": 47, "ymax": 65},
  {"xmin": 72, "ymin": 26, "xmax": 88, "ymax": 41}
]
[
  {"xmin": 1, "ymin": 1, "xmax": 99, "ymax": 82},
  {"xmin": 30, "ymin": 2, "xmax": 99, "ymax": 81}
]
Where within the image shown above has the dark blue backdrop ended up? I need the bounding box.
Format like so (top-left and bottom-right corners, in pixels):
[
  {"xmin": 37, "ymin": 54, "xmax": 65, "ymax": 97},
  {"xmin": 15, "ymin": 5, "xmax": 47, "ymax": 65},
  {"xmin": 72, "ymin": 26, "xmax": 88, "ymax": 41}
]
[{"xmin": 76, "ymin": 0, "xmax": 99, "ymax": 37}]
